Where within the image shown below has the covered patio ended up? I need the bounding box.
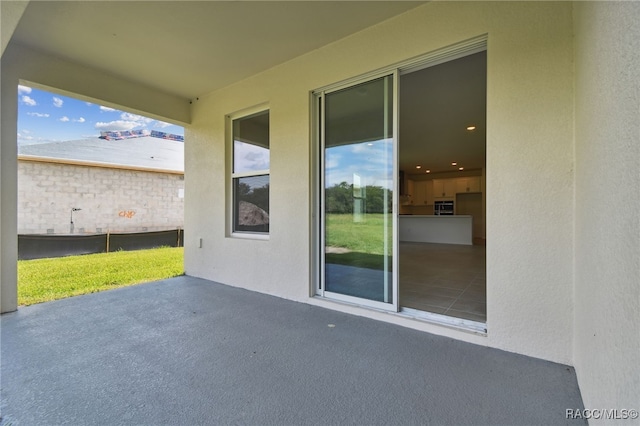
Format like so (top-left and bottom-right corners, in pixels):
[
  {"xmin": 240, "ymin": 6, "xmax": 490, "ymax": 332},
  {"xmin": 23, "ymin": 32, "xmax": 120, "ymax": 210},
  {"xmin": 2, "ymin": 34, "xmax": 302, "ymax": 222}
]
[
  {"xmin": 1, "ymin": 276, "xmax": 584, "ymax": 425},
  {"xmin": 3, "ymin": 2, "xmax": 638, "ymax": 420}
]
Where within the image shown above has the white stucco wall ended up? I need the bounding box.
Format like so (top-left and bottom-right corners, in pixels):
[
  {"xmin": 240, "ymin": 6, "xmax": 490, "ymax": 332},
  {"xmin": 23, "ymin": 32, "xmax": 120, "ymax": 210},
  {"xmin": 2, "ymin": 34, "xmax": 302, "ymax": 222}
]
[
  {"xmin": 18, "ymin": 159, "xmax": 184, "ymax": 234},
  {"xmin": 0, "ymin": 53, "xmax": 19, "ymax": 312},
  {"xmin": 186, "ymin": 2, "xmax": 575, "ymax": 364},
  {"xmin": 573, "ymin": 1, "xmax": 640, "ymax": 417}
]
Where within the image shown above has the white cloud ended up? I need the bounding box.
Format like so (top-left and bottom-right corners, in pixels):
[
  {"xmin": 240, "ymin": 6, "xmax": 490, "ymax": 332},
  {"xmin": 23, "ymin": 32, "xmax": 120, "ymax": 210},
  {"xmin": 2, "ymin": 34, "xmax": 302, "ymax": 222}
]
[
  {"xmin": 18, "ymin": 133, "xmax": 34, "ymax": 141},
  {"xmin": 325, "ymin": 152, "xmax": 341, "ymax": 170},
  {"xmin": 324, "ymin": 141, "xmax": 394, "ymax": 189},
  {"xmin": 18, "ymin": 85, "xmax": 32, "ymax": 94},
  {"xmin": 53, "ymin": 97, "xmax": 64, "ymax": 108},
  {"xmin": 121, "ymin": 112, "xmax": 153, "ymax": 125},
  {"xmin": 120, "ymin": 112, "xmax": 141, "ymax": 121},
  {"xmin": 95, "ymin": 120, "xmax": 140, "ymax": 131},
  {"xmin": 59, "ymin": 116, "xmax": 70, "ymax": 122},
  {"xmin": 234, "ymin": 141, "xmax": 270, "ymax": 172},
  {"xmin": 153, "ymin": 121, "xmax": 172, "ymax": 128},
  {"xmin": 100, "ymin": 106, "xmax": 117, "ymax": 112},
  {"xmin": 85, "ymin": 102, "xmax": 93, "ymax": 106},
  {"xmin": 73, "ymin": 117, "xmax": 86, "ymax": 123},
  {"xmin": 27, "ymin": 112, "xmax": 50, "ymax": 118},
  {"xmin": 21, "ymin": 95, "xmax": 37, "ymax": 106}
]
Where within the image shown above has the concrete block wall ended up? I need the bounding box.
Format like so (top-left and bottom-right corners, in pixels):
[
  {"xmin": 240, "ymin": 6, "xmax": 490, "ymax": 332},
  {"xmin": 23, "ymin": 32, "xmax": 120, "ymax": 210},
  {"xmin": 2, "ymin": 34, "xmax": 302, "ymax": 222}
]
[{"xmin": 18, "ymin": 159, "xmax": 184, "ymax": 234}]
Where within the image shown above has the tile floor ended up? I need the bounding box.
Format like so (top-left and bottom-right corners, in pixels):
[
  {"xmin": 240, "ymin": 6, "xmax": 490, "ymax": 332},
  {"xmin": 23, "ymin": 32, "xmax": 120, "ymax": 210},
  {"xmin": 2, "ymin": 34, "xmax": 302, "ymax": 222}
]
[{"xmin": 399, "ymin": 242, "xmax": 486, "ymax": 322}]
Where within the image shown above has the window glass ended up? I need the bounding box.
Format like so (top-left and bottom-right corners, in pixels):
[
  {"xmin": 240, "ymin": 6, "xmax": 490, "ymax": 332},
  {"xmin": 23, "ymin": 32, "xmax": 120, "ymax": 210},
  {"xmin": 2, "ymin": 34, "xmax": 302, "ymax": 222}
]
[
  {"xmin": 233, "ymin": 111, "xmax": 270, "ymax": 174},
  {"xmin": 232, "ymin": 110, "xmax": 269, "ymax": 234},
  {"xmin": 233, "ymin": 175, "xmax": 269, "ymax": 233}
]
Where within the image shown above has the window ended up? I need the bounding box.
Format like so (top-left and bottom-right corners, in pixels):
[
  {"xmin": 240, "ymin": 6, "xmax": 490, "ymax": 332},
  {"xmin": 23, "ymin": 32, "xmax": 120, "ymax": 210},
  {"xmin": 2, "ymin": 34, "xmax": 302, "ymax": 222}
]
[{"xmin": 231, "ymin": 109, "xmax": 270, "ymax": 234}]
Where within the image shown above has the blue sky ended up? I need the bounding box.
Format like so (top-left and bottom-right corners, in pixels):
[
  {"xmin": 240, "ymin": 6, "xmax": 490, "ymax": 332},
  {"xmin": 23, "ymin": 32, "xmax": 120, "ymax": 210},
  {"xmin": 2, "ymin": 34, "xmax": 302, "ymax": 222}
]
[
  {"xmin": 325, "ymin": 139, "xmax": 393, "ymax": 190},
  {"xmin": 17, "ymin": 85, "xmax": 184, "ymax": 145}
]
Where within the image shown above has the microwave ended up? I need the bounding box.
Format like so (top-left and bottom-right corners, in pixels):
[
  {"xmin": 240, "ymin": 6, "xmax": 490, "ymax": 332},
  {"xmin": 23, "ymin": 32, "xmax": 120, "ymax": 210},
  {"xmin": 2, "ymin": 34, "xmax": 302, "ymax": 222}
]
[{"xmin": 434, "ymin": 200, "xmax": 454, "ymax": 215}]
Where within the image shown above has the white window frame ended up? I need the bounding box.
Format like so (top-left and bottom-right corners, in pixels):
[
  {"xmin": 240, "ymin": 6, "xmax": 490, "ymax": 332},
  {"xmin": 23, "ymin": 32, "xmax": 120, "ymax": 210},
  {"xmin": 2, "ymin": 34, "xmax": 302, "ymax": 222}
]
[{"xmin": 226, "ymin": 103, "xmax": 270, "ymax": 239}]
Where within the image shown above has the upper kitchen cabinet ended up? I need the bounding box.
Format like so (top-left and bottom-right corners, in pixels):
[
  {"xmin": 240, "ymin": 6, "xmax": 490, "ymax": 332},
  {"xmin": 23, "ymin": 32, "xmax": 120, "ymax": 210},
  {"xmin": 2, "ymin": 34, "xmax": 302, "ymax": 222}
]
[
  {"xmin": 402, "ymin": 179, "xmax": 433, "ymax": 206},
  {"xmin": 456, "ymin": 176, "xmax": 482, "ymax": 193},
  {"xmin": 433, "ymin": 179, "xmax": 457, "ymax": 199},
  {"xmin": 413, "ymin": 180, "xmax": 433, "ymax": 205}
]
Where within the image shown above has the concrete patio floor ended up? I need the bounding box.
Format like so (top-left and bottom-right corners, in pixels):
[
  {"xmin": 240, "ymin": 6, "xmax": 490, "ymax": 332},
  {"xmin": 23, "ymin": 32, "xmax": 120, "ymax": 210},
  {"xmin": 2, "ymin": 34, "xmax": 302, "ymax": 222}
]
[{"xmin": 1, "ymin": 276, "xmax": 585, "ymax": 425}]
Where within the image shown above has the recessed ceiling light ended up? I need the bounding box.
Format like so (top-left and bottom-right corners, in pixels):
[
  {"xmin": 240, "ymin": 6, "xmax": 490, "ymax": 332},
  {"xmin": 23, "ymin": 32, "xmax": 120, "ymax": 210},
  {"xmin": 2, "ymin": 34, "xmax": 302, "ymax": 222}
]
[
  {"xmin": 459, "ymin": 167, "xmax": 464, "ymax": 171},
  {"xmin": 466, "ymin": 126, "xmax": 476, "ymax": 131},
  {"xmin": 425, "ymin": 170, "xmax": 431, "ymax": 173},
  {"xmin": 416, "ymin": 165, "xmax": 421, "ymax": 169},
  {"xmin": 451, "ymin": 162, "xmax": 457, "ymax": 166}
]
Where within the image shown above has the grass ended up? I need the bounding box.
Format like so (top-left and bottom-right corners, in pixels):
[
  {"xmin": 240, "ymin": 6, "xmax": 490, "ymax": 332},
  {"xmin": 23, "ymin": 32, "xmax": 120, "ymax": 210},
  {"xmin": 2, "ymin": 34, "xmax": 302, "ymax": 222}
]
[
  {"xmin": 18, "ymin": 247, "xmax": 184, "ymax": 306},
  {"xmin": 325, "ymin": 213, "xmax": 392, "ymax": 270},
  {"xmin": 325, "ymin": 213, "xmax": 392, "ymax": 255}
]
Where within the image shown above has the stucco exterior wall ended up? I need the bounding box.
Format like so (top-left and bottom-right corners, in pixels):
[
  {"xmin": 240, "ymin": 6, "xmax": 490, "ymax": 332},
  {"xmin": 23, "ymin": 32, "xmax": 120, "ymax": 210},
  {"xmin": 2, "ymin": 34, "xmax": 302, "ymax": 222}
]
[
  {"xmin": 573, "ymin": 1, "xmax": 640, "ymax": 417},
  {"xmin": 185, "ymin": 2, "xmax": 575, "ymax": 364},
  {"xmin": 18, "ymin": 158, "xmax": 184, "ymax": 234},
  {"xmin": 0, "ymin": 56, "xmax": 19, "ymax": 312}
]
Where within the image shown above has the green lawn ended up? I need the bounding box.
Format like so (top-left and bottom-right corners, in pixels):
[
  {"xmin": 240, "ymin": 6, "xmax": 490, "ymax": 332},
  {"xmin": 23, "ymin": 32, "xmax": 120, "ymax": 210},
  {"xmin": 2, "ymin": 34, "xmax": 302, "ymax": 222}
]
[
  {"xmin": 18, "ymin": 247, "xmax": 184, "ymax": 306},
  {"xmin": 325, "ymin": 213, "xmax": 392, "ymax": 255},
  {"xmin": 325, "ymin": 213, "xmax": 392, "ymax": 270}
]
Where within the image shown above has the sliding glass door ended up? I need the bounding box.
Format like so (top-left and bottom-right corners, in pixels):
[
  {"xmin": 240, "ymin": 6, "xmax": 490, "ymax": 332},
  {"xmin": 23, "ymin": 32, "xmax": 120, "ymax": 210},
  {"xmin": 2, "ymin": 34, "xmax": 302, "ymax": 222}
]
[{"xmin": 318, "ymin": 74, "xmax": 398, "ymax": 310}]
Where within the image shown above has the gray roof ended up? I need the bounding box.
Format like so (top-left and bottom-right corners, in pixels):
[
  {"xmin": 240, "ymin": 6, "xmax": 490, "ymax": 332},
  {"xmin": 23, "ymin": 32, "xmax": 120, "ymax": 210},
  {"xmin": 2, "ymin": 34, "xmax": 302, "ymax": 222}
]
[{"xmin": 18, "ymin": 136, "xmax": 184, "ymax": 172}]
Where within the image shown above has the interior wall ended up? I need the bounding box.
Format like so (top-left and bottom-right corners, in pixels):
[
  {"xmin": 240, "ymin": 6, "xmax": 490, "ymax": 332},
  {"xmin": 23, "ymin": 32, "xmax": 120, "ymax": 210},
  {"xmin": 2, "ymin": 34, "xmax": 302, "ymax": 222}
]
[
  {"xmin": 573, "ymin": 1, "xmax": 640, "ymax": 414},
  {"xmin": 186, "ymin": 1, "xmax": 575, "ymax": 364}
]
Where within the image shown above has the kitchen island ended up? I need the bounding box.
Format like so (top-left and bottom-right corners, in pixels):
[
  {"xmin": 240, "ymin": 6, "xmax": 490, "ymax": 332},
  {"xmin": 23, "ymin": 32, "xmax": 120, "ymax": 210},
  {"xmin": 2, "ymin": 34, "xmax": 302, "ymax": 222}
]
[{"xmin": 399, "ymin": 215, "xmax": 473, "ymax": 245}]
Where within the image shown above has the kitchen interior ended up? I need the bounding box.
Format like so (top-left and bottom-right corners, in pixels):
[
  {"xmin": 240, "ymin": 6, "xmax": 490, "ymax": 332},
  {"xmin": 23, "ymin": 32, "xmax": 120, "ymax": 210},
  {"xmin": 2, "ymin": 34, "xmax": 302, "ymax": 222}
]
[{"xmin": 398, "ymin": 51, "xmax": 487, "ymax": 324}]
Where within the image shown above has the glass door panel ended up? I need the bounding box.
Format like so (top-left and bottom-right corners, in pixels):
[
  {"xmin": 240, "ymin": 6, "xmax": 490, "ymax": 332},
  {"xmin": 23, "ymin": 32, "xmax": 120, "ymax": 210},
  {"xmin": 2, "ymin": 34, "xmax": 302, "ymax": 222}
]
[{"xmin": 322, "ymin": 75, "xmax": 396, "ymax": 307}]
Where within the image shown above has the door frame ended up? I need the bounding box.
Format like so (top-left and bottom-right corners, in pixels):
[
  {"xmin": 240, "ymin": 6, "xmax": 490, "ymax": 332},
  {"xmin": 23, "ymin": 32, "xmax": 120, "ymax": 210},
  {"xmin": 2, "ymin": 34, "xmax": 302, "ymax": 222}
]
[
  {"xmin": 310, "ymin": 35, "xmax": 488, "ymax": 316},
  {"xmin": 313, "ymin": 71, "xmax": 399, "ymax": 312}
]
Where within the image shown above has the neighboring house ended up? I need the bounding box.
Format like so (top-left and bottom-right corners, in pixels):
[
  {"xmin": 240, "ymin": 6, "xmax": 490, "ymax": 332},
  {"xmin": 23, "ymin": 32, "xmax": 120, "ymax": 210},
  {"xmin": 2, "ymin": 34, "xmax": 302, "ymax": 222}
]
[
  {"xmin": 2, "ymin": 1, "xmax": 638, "ymax": 418},
  {"xmin": 17, "ymin": 134, "xmax": 184, "ymax": 234}
]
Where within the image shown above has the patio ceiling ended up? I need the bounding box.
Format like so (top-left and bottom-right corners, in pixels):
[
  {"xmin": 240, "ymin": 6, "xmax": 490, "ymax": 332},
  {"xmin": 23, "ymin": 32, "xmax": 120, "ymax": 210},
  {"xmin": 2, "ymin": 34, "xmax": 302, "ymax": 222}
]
[
  {"xmin": 5, "ymin": 1, "xmax": 485, "ymax": 174},
  {"xmin": 7, "ymin": 1, "xmax": 424, "ymax": 101}
]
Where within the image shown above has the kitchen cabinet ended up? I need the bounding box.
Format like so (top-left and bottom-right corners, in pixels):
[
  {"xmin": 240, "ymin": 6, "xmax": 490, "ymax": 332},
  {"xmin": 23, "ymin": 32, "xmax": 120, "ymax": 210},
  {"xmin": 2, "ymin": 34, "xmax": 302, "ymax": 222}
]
[
  {"xmin": 412, "ymin": 180, "xmax": 432, "ymax": 205},
  {"xmin": 456, "ymin": 176, "xmax": 481, "ymax": 193},
  {"xmin": 408, "ymin": 176, "xmax": 482, "ymax": 205},
  {"xmin": 404, "ymin": 179, "xmax": 415, "ymax": 204},
  {"xmin": 433, "ymin": 179, "xmax": 456, "ymax": 199}
]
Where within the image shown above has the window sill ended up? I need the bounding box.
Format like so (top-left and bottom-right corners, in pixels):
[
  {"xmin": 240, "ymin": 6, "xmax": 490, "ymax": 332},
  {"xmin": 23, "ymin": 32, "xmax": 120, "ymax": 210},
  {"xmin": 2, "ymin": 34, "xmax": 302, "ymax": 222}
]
[{"xmin": 229, "ymin": 232, "xmax": 269, "ymax": 241}]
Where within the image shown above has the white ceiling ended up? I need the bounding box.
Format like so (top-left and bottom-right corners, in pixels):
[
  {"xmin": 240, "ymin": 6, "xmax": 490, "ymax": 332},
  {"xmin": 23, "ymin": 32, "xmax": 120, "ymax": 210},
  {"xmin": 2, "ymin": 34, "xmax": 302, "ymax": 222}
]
[
  {"xmin": 10, "ymin": 1, "xmax": 424, "ymax": 100},
  {"xmin": 400, "ymin": 51, "xmax": 486, "ymax": 175}
]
